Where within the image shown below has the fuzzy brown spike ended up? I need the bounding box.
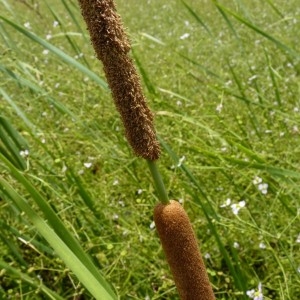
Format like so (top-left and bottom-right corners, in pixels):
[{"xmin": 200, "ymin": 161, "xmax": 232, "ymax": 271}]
[
  {"xmin": 154, "ymin": 200, "xmax": 215, "ymax": 300},
  {"xmin": 78, "ymin": 0, "xmax": 160, "ymax": 160}
]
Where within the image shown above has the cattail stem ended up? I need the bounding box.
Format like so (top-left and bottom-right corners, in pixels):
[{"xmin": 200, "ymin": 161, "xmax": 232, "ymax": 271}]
[
  {"xmin": 154, "ymin": 200, "xmax": 215, "ymax": 300},
  {"xmin": 147, "ymin": 160, "xmax": 169, "ymax": 204}
]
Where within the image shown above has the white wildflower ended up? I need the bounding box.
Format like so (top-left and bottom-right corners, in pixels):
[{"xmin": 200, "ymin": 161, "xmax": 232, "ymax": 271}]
[
  {"xmin": 231, "ymin": 200, "xmax": 246, "ymax": 215},
  {"xmin": 83, "ymin": 162, "xmax": 92, "ymax": 168},
  {"xmin": 246, "ymin": 282, "xmax": 263, "ymax": 300},
  {"xmin": 20, "ymin": 149, "xmax": 29, "ymax": 157},
  {"xmin": 220, "ymin": 198, "xmax": 231, "ymax": 208},
  {"xmin": 259, "ymin": 242, "xmax": 266, "ymax": 249},
  {"xmin": 216, "ymin": 103, "xmax": 223, "ymax": 113},
  {"xmin": 258, "ymin": 183, "xmax": 268, "ymax": 195},
  {"xmin": 179, "ymin": 33, "xmax": 190, "ymax": 40},
  {"xmin": 149, "ymin": 221, "xmax": 155, "ymax": 230},
  {"xmin": 233, "ymin": 242, "xmax": 240, "ymax": 249},
  {"xmin": 253, "ymin": 176, "xmax": 262, "ymax": 185},
  {"xmin": 24, "ymin": 22, "xmax": 31, "ymax": 29},
  {"xmin": 204, "ymin": 253, "xmax": 211, "ymax": 259},
  {"xmin": 177, "ymin": 156, "xmax": 186, "ymax": 167}
]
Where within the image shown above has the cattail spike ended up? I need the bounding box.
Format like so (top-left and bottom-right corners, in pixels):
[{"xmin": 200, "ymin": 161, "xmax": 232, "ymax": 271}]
[
  {"xmin": 78, "ymin": 0, "xmax": 160, "ymax": 160},
  {"xmin": 154, "ymin": 200, "xmax": 215, "ymax": 300}
]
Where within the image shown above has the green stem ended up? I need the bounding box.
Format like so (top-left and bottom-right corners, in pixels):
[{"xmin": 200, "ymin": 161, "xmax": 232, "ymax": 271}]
[{"xmin": 147, "ymin": 160, "xmax": 169, "ymax": 204}]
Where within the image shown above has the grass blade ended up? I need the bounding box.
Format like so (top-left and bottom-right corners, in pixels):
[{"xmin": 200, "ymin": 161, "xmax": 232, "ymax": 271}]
[
  {"xmin": 0, "ymin": 153, "xmax": 117, "ymax": 299},
  {"xmin": 0, "ymin": 15, "xmax": 108, "ymax": 89},
  {"xmin": 213, "ymin": 2, "xmax": 299, "ymax": 59},
  {"xmin": 0, "ymin": 260, "xmax": 65, "ymax": 300},
  {"xmin": 181, "ymin": 0, "xmax": 213, "ymax": 37},
  {"xmin": 0, "ymin": 178, "xmax": 117, "ymax": 300}
]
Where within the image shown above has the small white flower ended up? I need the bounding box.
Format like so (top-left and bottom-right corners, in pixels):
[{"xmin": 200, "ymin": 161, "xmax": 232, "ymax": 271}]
[
  {"xmin": 42, "ymin": 49, "xmax": 49, "ymax": 55},
  {"xmin": 247, "ymin": 289, "xmax": 255, "ymax": 298},
  {"xmin": 220, "ymin": 198, "xmax": 231, "ymax": 208},
  {"xmin": 258, "ymin": 183, "xmax": 268, "ymax": 195},
  {"xmin": 253, "ymin": 176, "xmax": 262, "ymax": 185},
  {"xmin": 216, "ymin": 103, "xmax": 223, "ymax": 113},
  {"xmin": 296, "ymin": 233, "xmax": 300, "ymax": 243},
  {"xmin": 259, "ymin": 242, "xmax": 266, "ymax": 249},
  {"xmin": 24, "ymin": 22, "xmax": 31, "ymax": 29},
  {"xmin": 233, "ymin": 242, "xmax": 240, "ymax": 249},
  {"xmin": 177, "ymin": 156, "xmax": 186, "ymax": 167},
  {"xmin": 292, "ymin": 125, "xmax": 299, "ymax": 133},
  {"xmin": 20, "ymin": 149, "xmax": 29, "ymax": 157},
  {"xmin": 294, "ymin": 107, "xmax": 299, "ymax": 112},
  {"xmin": 149, "ymin": 221, "xmax": 155, "ymax": 230},
  {"xmin": 204, "ymin": 253, "xmax": 211, "ymax": 259},
  {"xmin": 137, "ymin": 189, "xmax": 143, "ymax": 195},
  {"xmin": 46, "ymin": 34, "xmax": 52, "ymax": 40},
  {"xmin": 248, "ymin": 75, "xmax": 258, "ymax": 82},
  {"xmin": 112, "ymin": 214, "xmax": 119, "ymax": 221},
  {"xmin": 179, "ymin": 33, "xmax": 190, "ymax": 40},
  {"xmin": 231, "ymin": 200, "xmax": 246, "ymax": 215},
  {"xmin": 36, "ymin": 274, "xmax": 42, "ymax": 281},
  {"xmin": 118, "ymin": 200, "xmax": 125, "ymax": 207},
  {"xmin": 113, "ymin": 179, "xmax": 119, "ymax": 186},
  {"xmin": 246, "ymin": 282, "xmax": 263, "ymax": 300},
  {"xmin": 41, "ymin": 111, "xmax": 47, "ymax": 117},
  {"xmin": 83, "ymin": 162, "xmax": 92, "ymax": 168},
  {"xmin": 53, "ymin": 20, "xmax": 59, "ymax": 27},
  {"xmin": 78, "ymin": 169, "xmax": 84, "ymax": 175}
]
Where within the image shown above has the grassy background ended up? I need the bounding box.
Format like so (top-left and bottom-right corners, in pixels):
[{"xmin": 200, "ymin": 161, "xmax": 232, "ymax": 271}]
[{"xmin": 0, "ymin": 0, "xmax": 299, "ymax": 299}]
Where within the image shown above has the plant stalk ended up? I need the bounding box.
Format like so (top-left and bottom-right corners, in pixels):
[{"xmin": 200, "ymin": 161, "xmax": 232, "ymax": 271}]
[{"xmin": 147, "ymin": 160, "xmax": 169, "ymax": 204}]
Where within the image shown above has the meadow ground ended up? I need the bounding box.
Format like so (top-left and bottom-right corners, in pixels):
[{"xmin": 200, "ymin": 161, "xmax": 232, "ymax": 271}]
[{"xmin": 0, "ymin": 0, "xmax": 299, "ymax": 299}]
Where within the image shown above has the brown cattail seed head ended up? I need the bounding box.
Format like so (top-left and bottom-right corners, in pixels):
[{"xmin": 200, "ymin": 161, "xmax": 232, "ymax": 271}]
[
  {"xmin": 154, "ymin": 200, "xmax": 215, "ymax": 300},
  {"xmin": 78, "ymin": 0, "xmax": 160, "ymax": 160}
]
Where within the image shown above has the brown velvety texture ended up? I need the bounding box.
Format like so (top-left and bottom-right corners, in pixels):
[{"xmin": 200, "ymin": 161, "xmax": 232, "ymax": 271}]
[
  {"xmin": 154, "ymin": 200, "xmax": 215, "ymax": 300},
  {"xmin": 78, "ymin": 0, "xmax": 160, "ymax": 160}
]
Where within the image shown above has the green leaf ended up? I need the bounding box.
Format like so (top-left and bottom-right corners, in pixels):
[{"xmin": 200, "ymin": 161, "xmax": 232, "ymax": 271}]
[
  {"xmin": 0, "ymin": 15, "xmax": 108, "ymax": 89},
  {"xmin": 0, "ymin": 153, "xmax": 118, "ymax": 300}
]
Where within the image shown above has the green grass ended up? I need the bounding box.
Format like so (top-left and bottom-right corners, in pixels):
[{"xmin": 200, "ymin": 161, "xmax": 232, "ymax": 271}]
[{"xmin": 0, "ymin": 0, "xmax": 299, "ymax": 299}]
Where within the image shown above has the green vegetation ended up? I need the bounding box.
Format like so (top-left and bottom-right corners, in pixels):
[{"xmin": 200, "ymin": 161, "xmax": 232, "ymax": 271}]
[{"xmin": 0, "ymin": 0, "xmax": 299, "ymax": 299}]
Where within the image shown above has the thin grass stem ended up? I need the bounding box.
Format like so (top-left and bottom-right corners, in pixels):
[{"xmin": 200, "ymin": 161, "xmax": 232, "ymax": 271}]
[{"xmin": 147, "ymin": 160, "xmax": 169, "ymax": 204}]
